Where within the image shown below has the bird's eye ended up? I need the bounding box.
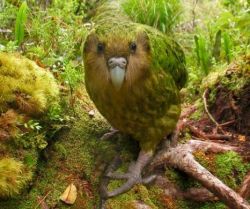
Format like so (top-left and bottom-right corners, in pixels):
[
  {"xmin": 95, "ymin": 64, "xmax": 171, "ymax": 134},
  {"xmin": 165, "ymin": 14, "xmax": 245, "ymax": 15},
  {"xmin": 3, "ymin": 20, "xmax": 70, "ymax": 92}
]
[
  {"xmin": 129, "ymin": 42, "xmax": 137, "ymax": 53},
  {"xmin": 97, "ymin": 43, "xmax": 104, "ymax": 53}
]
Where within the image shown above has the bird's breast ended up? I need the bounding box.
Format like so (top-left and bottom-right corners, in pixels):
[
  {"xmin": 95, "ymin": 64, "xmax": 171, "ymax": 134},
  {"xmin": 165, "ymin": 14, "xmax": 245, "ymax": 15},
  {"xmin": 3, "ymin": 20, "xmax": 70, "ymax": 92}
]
[{"xmin": 86, "ymin": 71, "xmax": 181, "ymax": 146}]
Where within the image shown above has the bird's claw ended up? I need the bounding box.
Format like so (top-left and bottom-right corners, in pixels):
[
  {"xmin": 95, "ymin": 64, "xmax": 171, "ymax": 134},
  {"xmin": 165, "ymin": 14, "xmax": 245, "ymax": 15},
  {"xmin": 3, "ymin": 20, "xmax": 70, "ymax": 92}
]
[
  {"xmin": 99, "ymin": 151, "xmax": 155, "ymax": 201},
  {"xmin": 101, "ymin": 168, "xmax": 157, "ymax": 199},
  {"xmin": 100, "ymin": 128, "xmax": 119, "ymax": 140},
  {"xmin": 102, "ymin": 171, "xmax": 142, "ymax": 198}
]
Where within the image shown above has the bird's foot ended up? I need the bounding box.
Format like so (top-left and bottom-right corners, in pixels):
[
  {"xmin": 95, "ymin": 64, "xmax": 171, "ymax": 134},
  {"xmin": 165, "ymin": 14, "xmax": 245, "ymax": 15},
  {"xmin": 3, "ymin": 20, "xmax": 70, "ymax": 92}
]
[
  {"xmin": 100, "ymin": 151, "xmax": 155, "ymax": 199},
  {"xmin": 100, "ymin": 128, "xmax": 119, "ymax": 140}
]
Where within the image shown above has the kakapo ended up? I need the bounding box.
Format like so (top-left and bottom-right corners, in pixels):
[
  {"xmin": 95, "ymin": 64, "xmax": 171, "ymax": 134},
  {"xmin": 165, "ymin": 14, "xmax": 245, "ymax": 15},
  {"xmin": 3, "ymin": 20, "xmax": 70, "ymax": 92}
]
[{"xmin": 83, "ymin": 0, "xmax": 187, "ymax": 198}]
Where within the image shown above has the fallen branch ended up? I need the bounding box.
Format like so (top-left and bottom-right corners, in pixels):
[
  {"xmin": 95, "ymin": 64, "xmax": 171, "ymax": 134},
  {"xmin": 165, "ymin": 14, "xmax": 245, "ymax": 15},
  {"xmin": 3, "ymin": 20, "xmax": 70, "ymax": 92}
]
[
  {"xmin": 150, "ymin": 139, "xmax": 250, "ymax": 209},
  {"xmin": 186, "ymin": 123, "xmax": 232, "ymax": 141}
]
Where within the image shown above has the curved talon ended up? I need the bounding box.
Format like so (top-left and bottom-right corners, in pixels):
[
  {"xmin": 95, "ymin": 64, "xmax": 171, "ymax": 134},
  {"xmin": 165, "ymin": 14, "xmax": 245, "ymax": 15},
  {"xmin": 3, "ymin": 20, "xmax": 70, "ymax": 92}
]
[
  {"xmin": 100, "ymin": 151, "xmax": 153, "ymax": 199},
  {"xmin": 142, "ymin": 174, "xmax": 157, "ymax": 184},
  {"xmin": 100, "ymin": 128, "xmax": 119, "ymax": 140},
  {"xmin": 106, "ymin": 175, "xmax": 142, "ymax": 198}
]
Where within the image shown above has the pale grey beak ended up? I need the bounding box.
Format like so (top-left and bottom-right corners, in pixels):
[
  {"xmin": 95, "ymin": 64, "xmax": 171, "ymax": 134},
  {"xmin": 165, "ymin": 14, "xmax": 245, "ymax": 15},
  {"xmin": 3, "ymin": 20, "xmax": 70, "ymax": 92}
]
[{"xmin": 108, "ymin": 57, "xmax": 127, "ymax": 90}]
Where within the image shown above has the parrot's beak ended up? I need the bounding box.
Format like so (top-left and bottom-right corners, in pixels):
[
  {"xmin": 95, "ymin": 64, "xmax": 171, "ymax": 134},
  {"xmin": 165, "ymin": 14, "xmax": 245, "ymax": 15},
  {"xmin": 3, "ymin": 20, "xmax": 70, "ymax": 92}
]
[
  {"xmin": 110, "ymin": 66, "xmax": 126, "ymax": 90},
  {"xmin": 108, "ymin": 57, "xmax": 127, "ymax": 90}
]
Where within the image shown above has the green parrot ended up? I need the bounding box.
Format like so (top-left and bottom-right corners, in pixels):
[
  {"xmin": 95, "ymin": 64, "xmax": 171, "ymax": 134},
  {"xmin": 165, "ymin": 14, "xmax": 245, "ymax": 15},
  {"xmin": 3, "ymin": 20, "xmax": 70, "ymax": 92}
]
[{"xmin": 83, "ymin": 0, "xmax": 187, "ymax": 198}]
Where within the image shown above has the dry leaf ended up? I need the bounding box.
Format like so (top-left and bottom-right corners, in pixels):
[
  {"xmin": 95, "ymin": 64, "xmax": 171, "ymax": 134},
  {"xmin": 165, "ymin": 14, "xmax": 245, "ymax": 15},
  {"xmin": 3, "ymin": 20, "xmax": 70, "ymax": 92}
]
[
  {"xmin": 238, "ymin": 135, "xmax": 246, "ymax": 142},
  {"xmin": 60, "ymin": 183, "xmax": 77, "ymax": 205}
]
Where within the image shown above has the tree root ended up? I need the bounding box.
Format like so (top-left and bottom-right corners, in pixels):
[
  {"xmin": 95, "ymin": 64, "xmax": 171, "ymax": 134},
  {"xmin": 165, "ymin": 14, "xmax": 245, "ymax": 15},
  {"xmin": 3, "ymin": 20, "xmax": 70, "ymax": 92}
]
[
  {"xmin": 239, "ymin": 171, "xmax": 250, "ymax": 199},
  {"xmin": 155, "ymin": 175, "xmax": 216, "ymax": 202},
  {"xmin": 150, "ymin": 139, "xmax": 250, "ymax": 209}
]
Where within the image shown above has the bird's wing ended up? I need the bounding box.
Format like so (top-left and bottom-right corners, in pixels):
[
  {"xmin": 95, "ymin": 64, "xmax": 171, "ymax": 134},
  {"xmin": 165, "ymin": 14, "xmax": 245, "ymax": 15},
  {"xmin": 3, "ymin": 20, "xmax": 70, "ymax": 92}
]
[{"xmin": 162, "ymin": 37, "xmax": 188, "ymax": 89}]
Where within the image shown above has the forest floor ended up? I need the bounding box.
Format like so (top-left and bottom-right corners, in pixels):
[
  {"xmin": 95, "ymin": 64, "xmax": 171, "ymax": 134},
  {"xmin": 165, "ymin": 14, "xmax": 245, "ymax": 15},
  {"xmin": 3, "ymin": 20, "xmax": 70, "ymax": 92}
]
[{"xmin": 0, "ymin": 0, "xmax": 249, "ymax": 209}]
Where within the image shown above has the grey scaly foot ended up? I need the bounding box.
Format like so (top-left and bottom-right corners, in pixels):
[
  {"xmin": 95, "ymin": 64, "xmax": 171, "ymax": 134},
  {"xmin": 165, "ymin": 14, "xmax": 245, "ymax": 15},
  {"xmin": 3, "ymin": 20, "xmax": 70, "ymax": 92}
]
[
  {"xmin": 100, "ymin": 150, "xmax": 156, "ymax": 199},
  {"xmin": 100, "ymin": 127, "xmax": 119, "ymax": 140}
]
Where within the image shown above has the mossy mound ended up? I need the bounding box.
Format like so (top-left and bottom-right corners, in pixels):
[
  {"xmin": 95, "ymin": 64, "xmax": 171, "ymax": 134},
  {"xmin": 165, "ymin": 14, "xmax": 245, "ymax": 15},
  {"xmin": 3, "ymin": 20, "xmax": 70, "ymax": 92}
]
[
  {"xmin": 187, "ymin": 54, "xmax": 250, "ymax": 139},
  {"xmin": 0, "ymin": 158, "xmax": 32, "ymax": 198},
  {"xmin": 0, "ymin": 52, "xmax": 59, "ymax": 115},
  {"xmin": 204, "ymin": 54, "xmax": 250, "ymax": 138},
  {"xmin": 0, "ymin": 52, "xmax": 59, "ymax": 198}
]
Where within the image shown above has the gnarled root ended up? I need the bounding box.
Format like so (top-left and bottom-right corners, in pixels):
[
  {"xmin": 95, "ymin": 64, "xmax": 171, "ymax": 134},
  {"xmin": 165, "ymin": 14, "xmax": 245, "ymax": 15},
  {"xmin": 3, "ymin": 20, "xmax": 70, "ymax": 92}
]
[
  {"xmin": 155, "ymin": 175, "xmax": 216, "ymax": 202},
  {"xmin": 150, "ymin": 140, "xmax": 250, "ymax": 209}
]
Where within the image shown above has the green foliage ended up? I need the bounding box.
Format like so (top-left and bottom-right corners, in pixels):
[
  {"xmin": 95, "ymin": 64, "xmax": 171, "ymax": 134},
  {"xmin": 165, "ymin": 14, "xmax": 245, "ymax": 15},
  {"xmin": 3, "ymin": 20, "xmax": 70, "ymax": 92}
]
[
  {"xmin": 215, "ymin": 151, "xmax": 250, "ymax": 189},
  {"xmin": 61, "ymin": 61, "xmax": 83, "ymax": 92},
  {"xmin": 14, "ymin": 1, "xmax": 28, "ymax": 46},
  {"xmin": 122, "ymin": 0, "xmax": 182, "ymax": 33},
  {"xmin": 212, "ymin": 30, "xmax": 222, "ymax": 62},
  {"xmin": 15, "ymin": 132, "xmax": 48, "ymax": 149},
  {"xmin": 222, "ymin": 31, "xmax": 233, "ymax": 63},
  {"xmin": 197, "ymin": 202, "xmax": 226, "ymax": 209},
  {"xmin": 24, "ymin": 120, "xmax": 42, "ymax": 131},
  {"xmin": 47, "ymin": 104, "xmax": 63, "ymax": 121},
  {"xmin": 194, "ymin": 35, "xmax": 211, "ymax": 75}
]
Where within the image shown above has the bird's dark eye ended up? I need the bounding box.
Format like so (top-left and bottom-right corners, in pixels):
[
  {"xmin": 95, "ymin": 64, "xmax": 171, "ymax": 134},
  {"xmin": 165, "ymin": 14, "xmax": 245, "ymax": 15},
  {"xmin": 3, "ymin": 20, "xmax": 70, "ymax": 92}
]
[
  {"xmin": 97, "ymin": 43, "xmax": 105, "ymax": 53},
  {"xmin": 129, "ymin": 42, "xmax": 137, "ymax": 53}
]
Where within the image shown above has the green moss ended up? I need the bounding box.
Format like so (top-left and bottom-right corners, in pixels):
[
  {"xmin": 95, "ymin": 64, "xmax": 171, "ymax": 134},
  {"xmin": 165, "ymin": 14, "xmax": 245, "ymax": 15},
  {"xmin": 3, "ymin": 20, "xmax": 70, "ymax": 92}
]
[
  {"xmin": 199, "ymin": 202, "xmax": 226, "ymax": 209},
  {"xmin": 215, "ymin": 151, "xmax": 250, "ymax": 189},
  {"xmin": 0, "ymin": 52, "xmax": 59, "ymax": 114},
  {"xmin": 189, "ymin": 99, "xmax": 204, "ymax": 121},
  {"xmin": 165, "ymin": 168, "xmax": 201, "ymax": 190},
  {"xmin": 202, "ymin": 55, "xmax": 250, "ymax": 95},
  {"xmin": 0, "ymin": 158, "xmax": 33, "ymax": 198},
  {"xmin": 106, "ymin": 185, "xmax": 159, "ymax": 209},
  {"xmin": 176, "ymin": 200, "xmax": 226, "ymax": 209}
]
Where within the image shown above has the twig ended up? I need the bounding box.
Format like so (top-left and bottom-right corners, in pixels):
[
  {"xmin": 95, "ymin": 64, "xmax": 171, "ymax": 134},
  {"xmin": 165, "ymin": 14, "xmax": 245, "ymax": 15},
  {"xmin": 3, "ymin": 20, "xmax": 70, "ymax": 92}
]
[
  {"xmin": 186, "ymin": 123, "xmax": 232, "ymax": 141},
  {"xmin": 35, "ymin": 190, "xmax": 51, "ymax": 209},
  {"xmin": 203, "ymin": 89, "xmax": 220, "ymax": 127},
  {"xmin": 0, "ymin": 29, "xmax": 12, "ymax": 33}
]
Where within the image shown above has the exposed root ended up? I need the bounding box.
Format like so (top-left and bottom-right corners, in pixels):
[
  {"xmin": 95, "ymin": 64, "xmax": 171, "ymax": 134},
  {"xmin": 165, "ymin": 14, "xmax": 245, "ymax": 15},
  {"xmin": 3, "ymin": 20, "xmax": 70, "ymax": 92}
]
[
  {"xmin": 239, "ymin": 172, "xmax": 250, "ymax": 199},
  {"xmin": 155, "ymin": 175, "xmax": 216, "ymax": 202},
  {"xmin": 150, "ymin": 139, "xmax": 250, "ymax": 209}
]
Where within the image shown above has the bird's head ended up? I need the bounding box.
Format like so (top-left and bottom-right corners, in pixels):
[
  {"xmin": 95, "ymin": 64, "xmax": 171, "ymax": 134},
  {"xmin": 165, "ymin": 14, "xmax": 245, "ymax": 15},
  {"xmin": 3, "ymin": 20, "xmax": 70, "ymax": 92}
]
[{"xmin": 83, "ymin": 30, "xmax": 151, "ymax": 91}]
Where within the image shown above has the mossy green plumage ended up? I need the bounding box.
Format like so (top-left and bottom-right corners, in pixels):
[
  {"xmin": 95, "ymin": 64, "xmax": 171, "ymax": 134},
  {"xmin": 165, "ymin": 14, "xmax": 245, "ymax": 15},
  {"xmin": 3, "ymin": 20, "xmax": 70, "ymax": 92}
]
[
  {"xmin": 83, "ymin": 1, "xmax": 187, "ymax": 151},
  {"xmin": 0, "ymin": 52, "xmax": 59, "ymax": 115}
]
